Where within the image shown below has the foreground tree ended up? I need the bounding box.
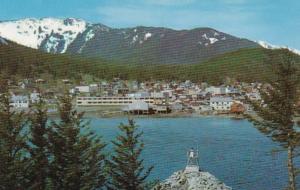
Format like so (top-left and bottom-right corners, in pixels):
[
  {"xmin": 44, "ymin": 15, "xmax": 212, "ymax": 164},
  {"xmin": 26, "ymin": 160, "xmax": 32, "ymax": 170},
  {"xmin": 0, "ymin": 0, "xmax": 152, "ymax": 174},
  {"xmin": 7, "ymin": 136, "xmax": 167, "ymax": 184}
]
[
  {"xmin": 27, "ymin": 96, "xmax": 50, "ymax": 189},
  {"xmin": 0, "ymin": 78, "xmax": 30, "ymax": 189},
  {"xmin": 107, "ymin": 119, "xmax": 153, "ymax": 190},
  {"xmin": 247, "ymin": 49, "xmax": 300, "ymax": 190},
  {"xmin": 48, "ymin": 93, "xmax": 106, "ymax": 190}
]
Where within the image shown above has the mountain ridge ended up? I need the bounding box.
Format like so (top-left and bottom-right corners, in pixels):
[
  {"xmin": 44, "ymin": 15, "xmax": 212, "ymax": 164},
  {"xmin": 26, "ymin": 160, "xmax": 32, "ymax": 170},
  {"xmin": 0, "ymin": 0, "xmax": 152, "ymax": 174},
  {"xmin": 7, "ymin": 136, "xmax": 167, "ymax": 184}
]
[
  {"xmin": 66, "ymin": 23, "xmax": 258, "ymax": 64},
  {"xmin": 1, "ymin": 17, "xmax": 299, "ymax": 65},
  {"xmin": 0, "ymin": 17, "xmax": 258, "ymax": 64}
]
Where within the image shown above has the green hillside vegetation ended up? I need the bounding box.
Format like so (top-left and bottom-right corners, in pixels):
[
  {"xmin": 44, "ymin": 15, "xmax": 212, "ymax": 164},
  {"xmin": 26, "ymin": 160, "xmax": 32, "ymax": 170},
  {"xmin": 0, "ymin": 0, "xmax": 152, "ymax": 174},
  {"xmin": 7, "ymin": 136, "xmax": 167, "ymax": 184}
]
[
  {"xmin": 188, "ymin": 48, "xmax": 296, "ymax": 83},
  {"xmin": 1, "ymin": 39, "xmax": 299, "ymax": 84}
]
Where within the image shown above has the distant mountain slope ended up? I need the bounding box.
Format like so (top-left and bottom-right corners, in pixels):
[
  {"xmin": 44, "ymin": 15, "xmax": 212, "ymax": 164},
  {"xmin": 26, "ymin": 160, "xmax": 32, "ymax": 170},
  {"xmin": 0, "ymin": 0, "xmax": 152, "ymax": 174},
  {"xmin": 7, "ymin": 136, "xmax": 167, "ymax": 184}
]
[
  {"xmin": 67, "ymin": 26, "xmax": 258, "ymax": 64},
  {"xmin": 0, "ymin": 18, "xmax": 259, "ymax": 64}
]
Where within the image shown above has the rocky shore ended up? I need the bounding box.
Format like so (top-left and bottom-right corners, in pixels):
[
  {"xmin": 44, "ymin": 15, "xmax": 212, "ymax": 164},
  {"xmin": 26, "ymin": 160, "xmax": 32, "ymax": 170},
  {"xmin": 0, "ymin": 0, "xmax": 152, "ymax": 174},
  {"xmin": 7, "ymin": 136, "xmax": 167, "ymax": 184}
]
[{"xmin": 153, "ymin": 170, "xmax": 231, "ymax": 190}]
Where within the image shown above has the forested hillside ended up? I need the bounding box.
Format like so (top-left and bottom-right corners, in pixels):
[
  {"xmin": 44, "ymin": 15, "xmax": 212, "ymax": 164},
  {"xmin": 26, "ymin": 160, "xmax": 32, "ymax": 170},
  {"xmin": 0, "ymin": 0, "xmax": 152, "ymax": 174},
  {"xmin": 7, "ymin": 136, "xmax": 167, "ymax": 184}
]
[{"xmin": 1, "ymin": 38, "xmax": 299, "ymax": 84}]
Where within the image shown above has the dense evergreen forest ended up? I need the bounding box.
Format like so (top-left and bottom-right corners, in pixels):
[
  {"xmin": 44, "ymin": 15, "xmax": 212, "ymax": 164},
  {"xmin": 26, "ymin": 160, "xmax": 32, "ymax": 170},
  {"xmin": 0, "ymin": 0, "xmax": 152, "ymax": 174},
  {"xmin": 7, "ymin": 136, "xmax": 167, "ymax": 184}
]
[{"xmin": 1, "ymin": 39, "xmax": 299, "ymax": 84}]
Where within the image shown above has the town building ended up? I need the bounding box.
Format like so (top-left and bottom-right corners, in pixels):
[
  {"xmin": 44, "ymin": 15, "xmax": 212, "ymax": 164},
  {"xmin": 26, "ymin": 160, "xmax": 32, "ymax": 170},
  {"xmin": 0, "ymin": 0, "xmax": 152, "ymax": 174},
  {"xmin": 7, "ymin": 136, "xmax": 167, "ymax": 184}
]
[
  {"xmin": 123, "ymin": 100, "xmax": 151, "ymax": 115},
  {"xmin": 30, "ymin": 92, "xmax": 40, "ymax": 103},
  {"xmin": 10, "ymin": 95, "xmax": 29, "ymax": 108},
  {"xmin": 209, "ymin": 97, "xmax": 233, "ymax": 111},
  {"xmin": 205, "ymin": 86, "xmax": 226, "ymax": 96},
  {"xmin": 76, "ymin": 96, "xmax": 164, "ymax": 106},
  {"xmin": 71, "ymin": 86, "xmax": 90, "ymax": 94}
]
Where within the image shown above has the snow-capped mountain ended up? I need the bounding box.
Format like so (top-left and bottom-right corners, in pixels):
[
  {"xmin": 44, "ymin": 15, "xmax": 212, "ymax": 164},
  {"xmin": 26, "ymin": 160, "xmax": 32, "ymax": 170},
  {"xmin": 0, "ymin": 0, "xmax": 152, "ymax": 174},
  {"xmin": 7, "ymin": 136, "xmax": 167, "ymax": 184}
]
[
  {"xmin": 257, "ymin": 41, "xmax": 300, "ymax": 56},
  {"xmin": 1, "ymin": 17, "xmax": 299, "ymax": 64},
  {"xmin": 0, "ymin": 17, "xmax": 261, "ymax": 64},
  {"xmin": 0, "ymin": 18, "xmax": 87, "ymax": 53}
]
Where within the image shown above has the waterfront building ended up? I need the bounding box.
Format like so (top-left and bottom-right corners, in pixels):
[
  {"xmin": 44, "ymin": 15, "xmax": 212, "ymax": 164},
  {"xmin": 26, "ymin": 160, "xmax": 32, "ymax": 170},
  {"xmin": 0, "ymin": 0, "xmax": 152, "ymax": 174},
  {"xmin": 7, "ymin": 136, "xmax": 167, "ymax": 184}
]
[
  {"xmin": 199, "ymin": 104, "xmax": 213, "ymax": 113},
  {"xmin": 123, "ymin": 100, "xmax": 151, "ymax": 115},
  {"xmin": 76, "ymin": 96, "xmax": 164, "ymax": 106},
  {"xmin": 170, "ymin": 101, "xmax": 184, "ymax": 111},
  {"xmin": 152, "ymin": 104, "xmax": 171, "ymax": 114},
  {"xmin": 209, "ymin": 97, "xmax": 233, "ymax": 111}
]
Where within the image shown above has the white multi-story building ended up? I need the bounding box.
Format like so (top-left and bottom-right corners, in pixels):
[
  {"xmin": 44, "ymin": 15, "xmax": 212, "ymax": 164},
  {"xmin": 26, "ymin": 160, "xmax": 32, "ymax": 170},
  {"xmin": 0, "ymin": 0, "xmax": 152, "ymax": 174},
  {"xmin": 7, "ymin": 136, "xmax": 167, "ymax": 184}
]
[
  {"xmin": 76, "ymin": 96, "xmax": 164, "ymax": 106},
  {"xmin": 10, "ymin": 95, "xmax": 29, "ymax": 108},
  {"xmin": 209, "ymin": 97, "xmax": 233, "ymax": 111}
]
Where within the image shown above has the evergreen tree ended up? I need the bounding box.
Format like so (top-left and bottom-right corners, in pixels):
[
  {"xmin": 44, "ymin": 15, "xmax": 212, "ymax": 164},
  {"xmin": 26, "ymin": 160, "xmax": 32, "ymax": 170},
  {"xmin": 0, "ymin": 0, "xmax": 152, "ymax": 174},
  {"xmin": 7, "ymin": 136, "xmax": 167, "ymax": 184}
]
[
  {"xmin": 108, "ymin": 119, "xmax": 153, "ymax": 190},
  {"xmin": 48, "ymin": 93, "xmax": 106, "ymax": 190},
  {"xmin": 0, "ymin": 78, "xmax": 30, "ymax": 189},
  {"xmin": 247, "ymin": 49, "xmax": 300, "ymax": 190},
  {"xmin": 27, "ymin": 95, "xmax": 50, "ymax": 190}
]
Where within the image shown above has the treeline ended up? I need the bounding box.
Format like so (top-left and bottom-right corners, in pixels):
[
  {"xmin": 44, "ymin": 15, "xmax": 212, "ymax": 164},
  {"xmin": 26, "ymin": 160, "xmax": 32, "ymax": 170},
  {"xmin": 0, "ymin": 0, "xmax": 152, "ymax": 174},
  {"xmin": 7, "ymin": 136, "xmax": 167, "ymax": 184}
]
[
  {"xmin": 0, "ymin": 79, "xmax": 154, "ymax": 190},
  {"xmin": 1, "ymin": 40, "xmax": 300, "ymax": 84}
]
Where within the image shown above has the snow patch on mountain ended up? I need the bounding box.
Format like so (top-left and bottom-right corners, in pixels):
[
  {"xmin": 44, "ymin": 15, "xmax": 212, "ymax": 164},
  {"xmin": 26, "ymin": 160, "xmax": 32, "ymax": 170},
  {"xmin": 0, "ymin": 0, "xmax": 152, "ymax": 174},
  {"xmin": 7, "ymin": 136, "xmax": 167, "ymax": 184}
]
[
  {"xmin": 43, "ymin": 35, "xmax": 62, "ymax": 53},
  {"xmin": 0, "ymin": 18, "xmax": 87, "ymax": 53},
  {"xmin": 257, "ymin": 41, "xmax": 300, "ymax": 55},
  {"xmin": 132, "ymin": 35, "xmax": 138, "ymax": 44},
  {"xmin": 214, "ymin": 32, "xmax": 220, "ymax": 36},
  {"xmin": 144, "ymin": 32, "xmax": 152, "ymax": 40},
  {"xmin": 77, "ymin": 29, "xmax": 95, "ymax": 53},
  {"xmin": 202, "ymin": 33, "xmax": 208, "ymax": 40},
  {"xmin": 209, "ymin": 38, "xmax": 218, "ymax": 44},
  {"xmin": 130, "ymin": 32, "xmax": 153, "ymax": 45},
  {"xmin": 85, "ymin": 29, "xmax": 95, "ymax": 41},
  {"xmin": 0, "ymin": 37, "xmax": 8, "ymax": 45}
]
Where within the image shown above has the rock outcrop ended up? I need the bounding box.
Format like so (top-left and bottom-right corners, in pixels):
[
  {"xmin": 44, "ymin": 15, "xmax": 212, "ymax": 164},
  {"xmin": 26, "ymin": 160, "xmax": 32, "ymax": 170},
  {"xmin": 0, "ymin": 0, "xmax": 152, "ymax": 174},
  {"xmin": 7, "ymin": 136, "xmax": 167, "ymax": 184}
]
[{"xmin": 153, "ymin": 170, "xmax": 231, "ymax": 190}]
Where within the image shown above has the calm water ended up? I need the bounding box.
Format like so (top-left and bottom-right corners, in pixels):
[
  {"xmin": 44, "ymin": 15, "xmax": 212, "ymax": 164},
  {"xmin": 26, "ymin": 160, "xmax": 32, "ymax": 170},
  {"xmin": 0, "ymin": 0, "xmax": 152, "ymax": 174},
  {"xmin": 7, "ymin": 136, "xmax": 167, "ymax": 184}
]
[{"xmin": 87, "ymin": 116, "xmax": 293, "ymax": 190}]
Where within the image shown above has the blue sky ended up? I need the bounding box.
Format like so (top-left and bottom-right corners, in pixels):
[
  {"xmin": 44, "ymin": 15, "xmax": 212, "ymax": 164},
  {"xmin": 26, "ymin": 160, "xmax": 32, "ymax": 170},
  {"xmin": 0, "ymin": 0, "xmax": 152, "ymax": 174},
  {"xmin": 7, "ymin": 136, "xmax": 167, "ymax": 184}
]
[{"xmin": 1, "ymin": 0, "xmax": 299, "ymax": 49}]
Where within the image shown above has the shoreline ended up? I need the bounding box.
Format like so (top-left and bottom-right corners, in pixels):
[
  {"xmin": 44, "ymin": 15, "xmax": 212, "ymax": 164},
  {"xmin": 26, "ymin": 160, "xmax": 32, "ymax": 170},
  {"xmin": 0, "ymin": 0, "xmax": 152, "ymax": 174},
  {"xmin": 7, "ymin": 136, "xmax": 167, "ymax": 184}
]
[{"xmin": 48, "ymin": 106, "xmax": 246, "ymax": 119}]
